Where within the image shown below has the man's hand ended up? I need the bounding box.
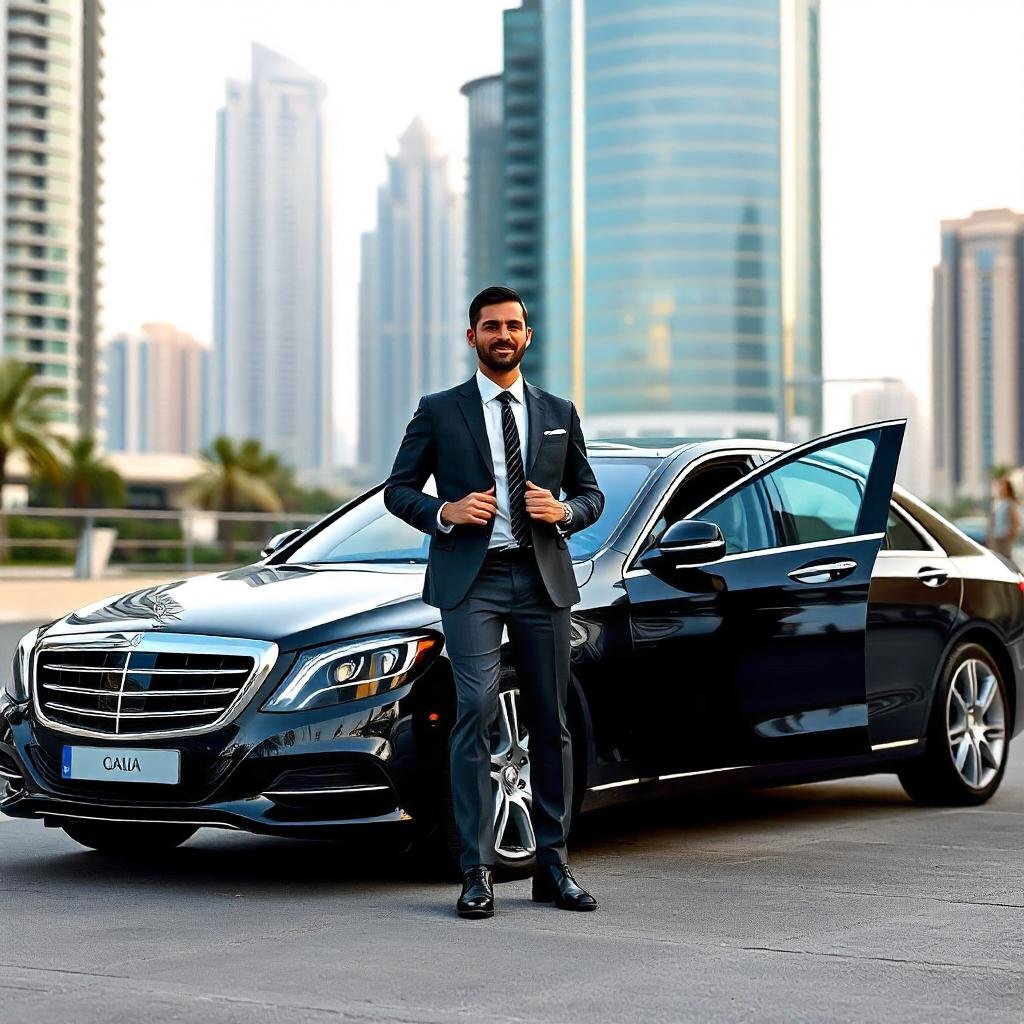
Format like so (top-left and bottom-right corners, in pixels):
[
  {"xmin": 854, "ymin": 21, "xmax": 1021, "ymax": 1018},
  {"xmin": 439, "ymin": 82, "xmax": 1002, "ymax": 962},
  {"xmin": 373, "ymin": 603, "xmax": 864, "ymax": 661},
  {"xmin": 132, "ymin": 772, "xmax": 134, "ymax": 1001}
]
[
  {"xmin": 440, "ymin": 486, "xmax": 497, "ymax": 526},
  {"xmin": 525, "ymin": 480, "xmax": 567, "ymax": 524}
]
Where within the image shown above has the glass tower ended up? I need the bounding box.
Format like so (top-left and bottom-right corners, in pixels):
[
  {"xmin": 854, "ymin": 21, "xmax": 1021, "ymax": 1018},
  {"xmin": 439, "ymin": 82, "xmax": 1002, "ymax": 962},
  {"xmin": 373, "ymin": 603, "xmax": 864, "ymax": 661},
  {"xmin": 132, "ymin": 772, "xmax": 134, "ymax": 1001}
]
[
  {"xmin": 214, "ymin": 44, "xmax": 333, "ymax": 482},
  {"xmin": 461, "ymin": 74, "xmax": 505, "ymax": 301},
  {"xmin": 358, "ymin": 120, "xmax": 463, "ymax": 482},
  {"xmin": 542, "ymin": 0, "xmax": 822, "ymax": 440}
]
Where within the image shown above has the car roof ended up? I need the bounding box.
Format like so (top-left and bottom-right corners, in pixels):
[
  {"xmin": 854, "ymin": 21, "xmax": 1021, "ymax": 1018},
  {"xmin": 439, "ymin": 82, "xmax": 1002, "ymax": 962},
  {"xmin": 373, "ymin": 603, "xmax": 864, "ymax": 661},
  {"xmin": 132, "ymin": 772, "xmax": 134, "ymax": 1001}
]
[{"xmin": 586, "ymin": 436, "xmax": 789, "ymax": 459}]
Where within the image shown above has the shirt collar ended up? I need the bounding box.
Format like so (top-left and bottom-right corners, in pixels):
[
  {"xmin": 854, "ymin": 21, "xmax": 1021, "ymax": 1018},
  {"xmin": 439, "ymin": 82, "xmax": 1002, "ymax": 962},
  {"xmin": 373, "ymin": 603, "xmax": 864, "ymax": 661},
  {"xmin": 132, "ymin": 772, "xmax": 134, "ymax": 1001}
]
[{"xmin": 476, "ymin": 368, "xmax": 526, "ymax": 406}]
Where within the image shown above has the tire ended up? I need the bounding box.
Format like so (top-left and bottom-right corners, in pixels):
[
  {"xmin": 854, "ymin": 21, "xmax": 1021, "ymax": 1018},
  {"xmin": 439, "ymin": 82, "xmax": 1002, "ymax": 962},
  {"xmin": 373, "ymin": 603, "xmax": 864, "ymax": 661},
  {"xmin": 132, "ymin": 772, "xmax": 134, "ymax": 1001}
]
[
  {"xmin": 60, "ymin": 820, "xmax": 198, "ymax": 854},
  {"xmin": 898, "ymin": 642, "xmax": 1010, "ymax": 806},
  {"xmin": 426, "ymin": 668, "xmax": 582, "ymax": 881}
]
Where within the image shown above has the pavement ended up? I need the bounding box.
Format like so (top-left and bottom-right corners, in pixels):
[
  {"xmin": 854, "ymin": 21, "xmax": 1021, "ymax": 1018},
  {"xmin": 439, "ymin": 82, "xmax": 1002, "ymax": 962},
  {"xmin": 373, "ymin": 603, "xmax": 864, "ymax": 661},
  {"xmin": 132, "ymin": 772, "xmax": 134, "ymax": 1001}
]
[
  {"xmin": 1, "ymin": 581, "xmax": 1023, "ymax": 1021},
  {"xmin": 1, "ymin": 753, "xmax": 1022, "ymax": 1021}
]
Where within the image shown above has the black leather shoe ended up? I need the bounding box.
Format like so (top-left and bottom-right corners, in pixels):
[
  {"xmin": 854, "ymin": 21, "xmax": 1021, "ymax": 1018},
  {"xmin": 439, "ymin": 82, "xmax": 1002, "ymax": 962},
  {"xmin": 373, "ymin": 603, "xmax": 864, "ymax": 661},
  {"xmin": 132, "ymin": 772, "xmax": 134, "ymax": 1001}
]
[
  {"xmin": 532, "ymin": 863, "xmax": 597, "ymax": 911},
  {"xmin": 457, "ymin": 865, "xmax": 494, "ymax": 919}
]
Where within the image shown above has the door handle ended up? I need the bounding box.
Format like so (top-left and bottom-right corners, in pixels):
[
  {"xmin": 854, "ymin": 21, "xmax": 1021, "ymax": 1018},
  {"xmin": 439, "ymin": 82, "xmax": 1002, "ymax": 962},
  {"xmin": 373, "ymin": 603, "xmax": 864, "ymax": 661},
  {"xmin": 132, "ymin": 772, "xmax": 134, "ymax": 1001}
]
[
  {"xmin": 916, "ymin": 566, "xmax": 948, "ymax": 588},
  {"xmin": 787, "ymin": 559, "xmax": 858, "ymax": 584}
]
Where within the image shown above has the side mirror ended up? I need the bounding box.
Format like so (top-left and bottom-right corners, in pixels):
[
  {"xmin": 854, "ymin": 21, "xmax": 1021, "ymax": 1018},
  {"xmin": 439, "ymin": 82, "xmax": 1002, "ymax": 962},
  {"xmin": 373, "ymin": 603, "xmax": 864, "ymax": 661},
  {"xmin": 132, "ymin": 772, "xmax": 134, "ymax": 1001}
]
[
  {"xmin": 261, "ymin": 528, "xmax": 303, "ymax": 559},
  {"xmin": 640, "ymin": 520, "xmax": 726, "ymax": 570}
]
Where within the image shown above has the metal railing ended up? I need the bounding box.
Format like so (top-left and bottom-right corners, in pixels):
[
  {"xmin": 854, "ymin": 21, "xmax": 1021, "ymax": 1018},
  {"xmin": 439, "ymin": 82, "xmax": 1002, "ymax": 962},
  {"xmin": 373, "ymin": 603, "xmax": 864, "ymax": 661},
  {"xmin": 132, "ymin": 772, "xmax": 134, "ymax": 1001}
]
[{"xmin": 0, "ymin": 506, "xmax": 324, "ymax": 577}]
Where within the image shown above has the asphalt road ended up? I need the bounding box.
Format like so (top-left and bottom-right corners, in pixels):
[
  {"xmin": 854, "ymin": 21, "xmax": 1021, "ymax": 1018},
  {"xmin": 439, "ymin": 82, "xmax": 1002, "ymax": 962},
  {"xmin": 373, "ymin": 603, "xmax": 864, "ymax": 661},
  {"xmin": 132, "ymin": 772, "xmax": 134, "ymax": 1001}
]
[{"xmin": 1, "ymin": 746, "xmax": 1022, "ymax": 1023}]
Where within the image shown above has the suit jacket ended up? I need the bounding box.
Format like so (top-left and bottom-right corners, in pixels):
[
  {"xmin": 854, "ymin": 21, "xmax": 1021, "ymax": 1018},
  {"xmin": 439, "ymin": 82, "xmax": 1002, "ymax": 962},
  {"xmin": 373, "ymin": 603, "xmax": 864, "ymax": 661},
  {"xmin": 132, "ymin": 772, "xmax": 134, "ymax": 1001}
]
[{"xmin": 382, "ymin": 374, "xmax": 606, "ymax": 610}]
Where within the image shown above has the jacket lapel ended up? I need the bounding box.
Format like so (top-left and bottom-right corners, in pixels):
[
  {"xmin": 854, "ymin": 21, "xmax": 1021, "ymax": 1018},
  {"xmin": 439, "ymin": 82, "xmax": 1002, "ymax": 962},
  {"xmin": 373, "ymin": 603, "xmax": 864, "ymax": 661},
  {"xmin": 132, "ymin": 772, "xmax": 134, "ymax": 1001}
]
[
  {"xmin": 524, "ymin": 381, "xmax": 547, "ymax": 480},
  {"xmin": 456, "ymin": 377, "xmax": 494, "ymax": 476}
]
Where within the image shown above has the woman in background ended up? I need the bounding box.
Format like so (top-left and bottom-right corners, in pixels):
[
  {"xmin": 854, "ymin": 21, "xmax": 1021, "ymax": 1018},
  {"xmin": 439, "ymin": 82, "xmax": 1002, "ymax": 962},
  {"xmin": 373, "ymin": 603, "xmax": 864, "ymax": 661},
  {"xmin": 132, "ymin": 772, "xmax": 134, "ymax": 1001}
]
[{"xmin": 988, "ymin": 476, "xmax": 1021, "ymax": 566}]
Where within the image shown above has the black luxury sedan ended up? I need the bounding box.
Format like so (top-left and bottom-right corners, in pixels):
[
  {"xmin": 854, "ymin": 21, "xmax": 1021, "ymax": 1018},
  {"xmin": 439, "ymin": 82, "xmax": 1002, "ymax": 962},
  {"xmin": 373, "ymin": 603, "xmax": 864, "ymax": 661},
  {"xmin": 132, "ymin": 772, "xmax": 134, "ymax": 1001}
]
[{"xmin": 2, "ymin": 421, "xmax": 1021, "ymax": 875}]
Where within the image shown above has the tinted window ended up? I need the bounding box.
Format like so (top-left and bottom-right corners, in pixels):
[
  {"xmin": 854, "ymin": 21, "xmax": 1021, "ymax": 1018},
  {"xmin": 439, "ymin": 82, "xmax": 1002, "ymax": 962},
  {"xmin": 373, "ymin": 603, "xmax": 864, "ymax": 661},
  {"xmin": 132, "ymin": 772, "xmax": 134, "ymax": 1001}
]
[
  {"xmin": 285, "ymin": 457, "xmax": 654, "ymax": 565},
  {"xmin": 697, "ymin": 479, "xmax": 775, "ymax": 555},
  {"xmin": 885, "ymin": 508, "xmax": 930, "ymax": 551},
  {"xmin": 564, "ymin": 459, "xmax": 654, "ymax": 559},
  {"xmin": 691, "ymin": 435, "xmax": 880, "ymax": 555},
  {"xmin": 643, "ymin": 458, "xmax": 753, "ymax": 554},
  {"xmin": 768, "ymin": 438, "xmax": 875, "ymax": 544}
]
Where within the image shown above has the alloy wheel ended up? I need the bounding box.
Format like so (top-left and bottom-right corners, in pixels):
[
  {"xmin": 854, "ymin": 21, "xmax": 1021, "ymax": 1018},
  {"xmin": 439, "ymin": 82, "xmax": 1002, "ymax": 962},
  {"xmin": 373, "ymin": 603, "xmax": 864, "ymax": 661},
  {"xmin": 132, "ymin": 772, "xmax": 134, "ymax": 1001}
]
[
  {"xmin": 946, "ymin": 657, "xmax": 1006, "ymax": 790},
  {"xmin": 489, "ymin": 688, "xmax": 536, "ymax": 861}
]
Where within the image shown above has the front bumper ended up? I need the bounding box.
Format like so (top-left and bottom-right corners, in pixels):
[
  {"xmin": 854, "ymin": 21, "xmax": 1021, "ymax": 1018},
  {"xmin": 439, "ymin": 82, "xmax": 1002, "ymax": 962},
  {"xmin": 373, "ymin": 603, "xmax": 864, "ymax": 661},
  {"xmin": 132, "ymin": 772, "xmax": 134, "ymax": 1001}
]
[{"xmin": 0, "ymin": 681, "xmax": 434, "ymax": 846}]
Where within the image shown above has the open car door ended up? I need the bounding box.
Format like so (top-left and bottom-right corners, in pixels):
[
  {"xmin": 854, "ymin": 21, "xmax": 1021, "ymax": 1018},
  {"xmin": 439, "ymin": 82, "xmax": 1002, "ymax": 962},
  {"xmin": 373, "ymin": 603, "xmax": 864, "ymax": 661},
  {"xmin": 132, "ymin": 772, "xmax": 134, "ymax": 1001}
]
[{"xmin": 624, "ymin": 421, "xmax": 906, "ymax": 776}]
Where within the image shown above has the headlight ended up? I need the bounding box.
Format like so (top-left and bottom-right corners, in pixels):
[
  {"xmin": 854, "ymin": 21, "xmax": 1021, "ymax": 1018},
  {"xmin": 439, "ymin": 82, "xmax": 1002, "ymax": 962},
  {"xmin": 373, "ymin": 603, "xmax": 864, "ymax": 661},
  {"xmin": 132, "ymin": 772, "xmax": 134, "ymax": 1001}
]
[
  {"xmin": 6, "ymin": 627, "xmax": 39, "ymax": 704},
  {"xmin": 263, "ymin": 633, "xmax": 440, "ymax": 713}
]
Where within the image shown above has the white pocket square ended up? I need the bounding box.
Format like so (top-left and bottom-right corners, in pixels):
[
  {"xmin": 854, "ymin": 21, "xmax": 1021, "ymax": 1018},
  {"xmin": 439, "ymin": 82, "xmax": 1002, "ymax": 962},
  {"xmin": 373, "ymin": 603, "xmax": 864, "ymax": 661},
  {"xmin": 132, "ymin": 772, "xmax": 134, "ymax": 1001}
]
[{"xmin": 543, "ymin": 428, "xmax": 566, "ymax": 435}]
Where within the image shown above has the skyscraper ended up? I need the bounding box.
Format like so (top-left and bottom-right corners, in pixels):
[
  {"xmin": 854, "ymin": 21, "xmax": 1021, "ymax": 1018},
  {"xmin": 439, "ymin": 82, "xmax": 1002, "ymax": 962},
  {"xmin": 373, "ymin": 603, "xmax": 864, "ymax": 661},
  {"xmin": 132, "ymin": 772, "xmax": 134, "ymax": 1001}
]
[
  {"xmin": 851, "ymin": 381, "xmax": 927, "ymax": 499},
  {"xmin": 461, "ymin": 74, "xmax": 505, "ymax": 296},
  {"xmin": 358, "ymin": 119, "xmax": 463, "ymax": 482},
  {"xmin": 461, "ymin": 1, "xmax": 546, "ymax": 382},
  {"xmin": 932, "ymin": 208, "xmax": 1024, "ymax": 502},
  {"xmin": 541, "ymin": 0, "xmax": 822, "ymax": 440},
  {"xmin": 214, "ymin": 43, "xmax": 332, "ymax": 482},
  {"xmin": 103, "ymin": 323, "xmax": 206, "ymax": 456},
  {"xmin": 1, "ymin": 0, "xmax": 105, "ymax": 437}
]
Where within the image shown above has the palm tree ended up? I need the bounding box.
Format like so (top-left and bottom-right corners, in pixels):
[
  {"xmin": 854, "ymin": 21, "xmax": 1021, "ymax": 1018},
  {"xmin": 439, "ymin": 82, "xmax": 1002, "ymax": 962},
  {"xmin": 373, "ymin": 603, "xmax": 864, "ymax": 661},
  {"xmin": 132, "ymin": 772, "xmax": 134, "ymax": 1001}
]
[
  {"xmin": 0, "ymin": 359, "xmax": 63, "ymax": 495},
  {"xmin": 35, "ymin": 436, "xmax": 125, "ymax": 508},
  {"xmin": 186, "ymin": 436, "xmax": 283, "ymax": 562},
  {"xmin": 0, "ymin": 360, "xmax": 63, "ymax": 558}
]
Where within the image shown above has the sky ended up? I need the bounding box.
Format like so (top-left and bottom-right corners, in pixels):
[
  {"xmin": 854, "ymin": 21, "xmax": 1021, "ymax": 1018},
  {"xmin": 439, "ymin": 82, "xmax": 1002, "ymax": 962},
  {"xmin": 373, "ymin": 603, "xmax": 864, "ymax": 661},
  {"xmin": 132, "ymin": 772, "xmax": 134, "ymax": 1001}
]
[{"xmin": 101, "ymin": 0, "xmax": 1024, "ymax": 455}]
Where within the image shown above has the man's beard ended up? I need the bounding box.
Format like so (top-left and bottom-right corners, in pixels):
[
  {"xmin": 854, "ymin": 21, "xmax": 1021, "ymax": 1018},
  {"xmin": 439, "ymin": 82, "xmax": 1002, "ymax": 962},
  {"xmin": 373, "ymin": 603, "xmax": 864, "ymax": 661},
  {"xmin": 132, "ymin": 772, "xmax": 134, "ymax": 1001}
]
[{"xmin": 476, "ymin": 340, "xmax": 525, "ymax": 373}]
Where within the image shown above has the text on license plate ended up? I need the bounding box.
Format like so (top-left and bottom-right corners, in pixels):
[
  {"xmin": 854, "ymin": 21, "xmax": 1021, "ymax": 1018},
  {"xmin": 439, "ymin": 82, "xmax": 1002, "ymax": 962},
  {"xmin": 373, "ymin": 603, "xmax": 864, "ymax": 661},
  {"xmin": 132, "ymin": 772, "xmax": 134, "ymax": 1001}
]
[{"xmin": 61, "ymin": 746, "xmax": 180, "ymax": 785}]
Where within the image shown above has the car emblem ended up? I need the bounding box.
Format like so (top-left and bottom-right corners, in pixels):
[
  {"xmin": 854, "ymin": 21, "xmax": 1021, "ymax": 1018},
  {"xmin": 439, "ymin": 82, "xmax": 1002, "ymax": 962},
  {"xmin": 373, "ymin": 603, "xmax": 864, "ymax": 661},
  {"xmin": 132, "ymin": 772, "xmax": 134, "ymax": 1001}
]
[{"xmin": 501, "ymin": 764, "xmax": 518, "ymax": 793}]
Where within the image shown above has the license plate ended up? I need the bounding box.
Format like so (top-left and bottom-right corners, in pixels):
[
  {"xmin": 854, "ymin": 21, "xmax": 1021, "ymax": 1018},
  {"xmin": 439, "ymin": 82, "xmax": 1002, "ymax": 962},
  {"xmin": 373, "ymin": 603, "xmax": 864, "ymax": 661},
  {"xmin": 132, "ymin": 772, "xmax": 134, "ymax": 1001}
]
[{"xmin": 61, "ymin": 746, "xmax": 180, "ymax": 785}]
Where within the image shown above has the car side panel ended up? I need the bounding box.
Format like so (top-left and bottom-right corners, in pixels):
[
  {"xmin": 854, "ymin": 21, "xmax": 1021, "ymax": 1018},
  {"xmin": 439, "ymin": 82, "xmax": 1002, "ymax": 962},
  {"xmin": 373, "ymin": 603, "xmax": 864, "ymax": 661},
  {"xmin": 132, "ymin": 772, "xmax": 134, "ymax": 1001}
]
[{"xmin": 866, "ymin": 553, "xmax": 962, "ymax": 747}]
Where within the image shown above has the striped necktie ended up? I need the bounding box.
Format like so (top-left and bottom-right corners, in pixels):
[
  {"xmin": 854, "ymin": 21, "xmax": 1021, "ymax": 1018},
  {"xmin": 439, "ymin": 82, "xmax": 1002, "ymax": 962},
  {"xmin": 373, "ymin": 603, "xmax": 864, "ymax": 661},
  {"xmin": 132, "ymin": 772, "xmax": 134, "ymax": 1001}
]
[{"xmin": 497, "ymin": 391, "xmax": 531, "ymax": 548}]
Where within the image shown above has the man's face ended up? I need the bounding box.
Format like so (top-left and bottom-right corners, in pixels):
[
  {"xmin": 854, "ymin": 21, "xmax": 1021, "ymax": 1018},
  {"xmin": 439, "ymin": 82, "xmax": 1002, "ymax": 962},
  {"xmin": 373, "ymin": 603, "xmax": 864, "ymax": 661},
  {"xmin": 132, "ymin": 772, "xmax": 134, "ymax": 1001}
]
[{"xmin": 468, "ymin": 300, "xmax": 532, "ymax": 373}]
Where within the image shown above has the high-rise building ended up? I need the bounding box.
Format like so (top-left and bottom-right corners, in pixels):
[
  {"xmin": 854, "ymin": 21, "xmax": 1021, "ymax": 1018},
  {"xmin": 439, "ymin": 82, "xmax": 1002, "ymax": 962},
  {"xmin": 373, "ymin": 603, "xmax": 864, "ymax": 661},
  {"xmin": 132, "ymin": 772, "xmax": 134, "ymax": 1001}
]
[
  {"xmin": 358, "ymin": 119, "xmax": 463, "ymax": 482},
  {"xmin": 213, "ymin": 43, "xmax": 332, "ymax": 482},
  {"xmin": 851, "ymin": 381, "xmax": 928, "ymax": 499},
  {"xmin": 103, "ymin": 323, "xmax": 206, "ymax": 456},
  {"xmin": 461, "ymin": 1, "xmax": 546, "ymax": 383},
  {"xmin": 1, "ymin": 0, "xmax": 105, "ymax": 438},
  {"xmin": 461, "ymin": 74, "xmax": 505, "ymax": 297},
  {"xmin": 932, "ymin": 208, "xmax": 1024, "ymax": 502},
  {"xmin": 501, "ymin": 0, "xmax": 545, "ymax": 382},
  {"xmin": 541, "ymin": 0, "xmax": 822, "ymax": 440}
]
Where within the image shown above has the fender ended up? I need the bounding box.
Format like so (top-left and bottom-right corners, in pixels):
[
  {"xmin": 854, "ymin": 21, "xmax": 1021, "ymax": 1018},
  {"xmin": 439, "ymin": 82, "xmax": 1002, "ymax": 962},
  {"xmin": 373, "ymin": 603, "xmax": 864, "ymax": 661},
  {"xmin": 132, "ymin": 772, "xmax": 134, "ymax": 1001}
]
[{"xmin": 919, "ymin": 618, "xmax": 1022, "ymax": 740}]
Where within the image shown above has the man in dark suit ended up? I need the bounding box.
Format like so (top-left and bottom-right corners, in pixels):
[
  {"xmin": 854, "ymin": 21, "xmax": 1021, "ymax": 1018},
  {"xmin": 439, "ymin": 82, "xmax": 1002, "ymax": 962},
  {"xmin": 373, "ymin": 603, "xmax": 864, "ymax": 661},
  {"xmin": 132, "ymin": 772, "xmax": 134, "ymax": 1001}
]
[{"xmin": 383, "ymin": 285, "xmax": 605, "ymax": 919}]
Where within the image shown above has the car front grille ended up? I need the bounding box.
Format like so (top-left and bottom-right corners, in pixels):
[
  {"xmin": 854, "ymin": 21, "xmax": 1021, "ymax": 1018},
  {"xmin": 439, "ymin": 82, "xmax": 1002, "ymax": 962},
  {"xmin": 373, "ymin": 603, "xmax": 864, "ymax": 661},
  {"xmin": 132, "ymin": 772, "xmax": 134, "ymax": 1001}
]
[{"xmin": 32, "ymin": 631, "xmax": 279, "ymax": 739}]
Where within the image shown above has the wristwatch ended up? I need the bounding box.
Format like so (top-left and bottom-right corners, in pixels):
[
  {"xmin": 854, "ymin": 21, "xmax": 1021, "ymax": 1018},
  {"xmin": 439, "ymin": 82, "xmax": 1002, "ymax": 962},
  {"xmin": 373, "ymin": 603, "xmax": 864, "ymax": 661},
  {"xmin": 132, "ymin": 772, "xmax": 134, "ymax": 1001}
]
[{"xmin": 560, "ymin": 502, "xmax": 573, "ymax": 526}]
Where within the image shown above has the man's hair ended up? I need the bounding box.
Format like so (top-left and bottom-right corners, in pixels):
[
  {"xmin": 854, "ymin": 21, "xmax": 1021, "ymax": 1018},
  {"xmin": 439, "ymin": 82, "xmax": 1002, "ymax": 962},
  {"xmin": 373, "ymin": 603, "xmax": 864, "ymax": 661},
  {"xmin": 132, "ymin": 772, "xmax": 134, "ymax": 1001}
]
[{"xmin": 469, "ymin": 285, "xmax": 529, "ymax": 331}]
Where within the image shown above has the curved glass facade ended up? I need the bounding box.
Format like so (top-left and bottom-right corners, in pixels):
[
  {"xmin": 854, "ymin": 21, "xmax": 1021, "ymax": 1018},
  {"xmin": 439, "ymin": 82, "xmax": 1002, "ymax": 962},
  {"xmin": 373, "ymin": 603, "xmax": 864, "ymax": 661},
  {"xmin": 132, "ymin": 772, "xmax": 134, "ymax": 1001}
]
[{"xmin": 543, "ymin": 0, "xmax": 821, "ymax": 438}]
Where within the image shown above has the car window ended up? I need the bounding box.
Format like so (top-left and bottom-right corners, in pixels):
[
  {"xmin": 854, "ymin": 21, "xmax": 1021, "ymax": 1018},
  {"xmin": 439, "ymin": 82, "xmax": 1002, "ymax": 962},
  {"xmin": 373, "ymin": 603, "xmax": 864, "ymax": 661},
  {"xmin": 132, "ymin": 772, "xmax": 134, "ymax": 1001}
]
[
  {"xmin": 885, "ymin": 507, "xmax": 930, "ymax": 551},
  {"xmin": 692, "ymin": 435, "xmax": 879, "ymax": 556},
  {"xmin": 770, "ymin": 460, "xmax": 863, "ymax": 543},
  {"xmin": 765, "ymin": 437, "xmax": 877, "ymax": 545},
  {"xmin": 640, "ymin": 458, "xmax": 754, "ymax": 555},
  {"xmin": 563, "ymin": 459, "xmax": 654, "ymax": 559},
  {"xmin": 696, "ymin": 478, "xmax": 776, "ymax": 555}
]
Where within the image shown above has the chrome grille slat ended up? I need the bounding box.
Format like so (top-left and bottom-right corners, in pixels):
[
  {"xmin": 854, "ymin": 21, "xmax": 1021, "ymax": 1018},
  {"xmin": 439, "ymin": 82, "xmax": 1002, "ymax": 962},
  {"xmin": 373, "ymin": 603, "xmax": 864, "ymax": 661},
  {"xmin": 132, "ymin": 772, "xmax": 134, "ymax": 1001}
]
[
  {"xmin": 43, "ymin": 683, "xmax": 240, "ymax": 697},
  {"xmin": 45, "ymin": 665, "xmax": 249, "ymax": 675},
  {"xmin": 32, "ymin": 631, "xmax": 279, "ymax": 740},
  {"xmin": 46, "ymin": 702, "xmax": 226, "ymax": 720}
]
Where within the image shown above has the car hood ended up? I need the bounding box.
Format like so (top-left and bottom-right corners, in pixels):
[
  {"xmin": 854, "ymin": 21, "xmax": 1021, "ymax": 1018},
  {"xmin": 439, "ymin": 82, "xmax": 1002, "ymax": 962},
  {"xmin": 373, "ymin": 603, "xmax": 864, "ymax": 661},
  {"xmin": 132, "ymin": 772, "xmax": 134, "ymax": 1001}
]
[{"xmin": 42, "ymin": 559, "xmax": 595, "ymax": 649}]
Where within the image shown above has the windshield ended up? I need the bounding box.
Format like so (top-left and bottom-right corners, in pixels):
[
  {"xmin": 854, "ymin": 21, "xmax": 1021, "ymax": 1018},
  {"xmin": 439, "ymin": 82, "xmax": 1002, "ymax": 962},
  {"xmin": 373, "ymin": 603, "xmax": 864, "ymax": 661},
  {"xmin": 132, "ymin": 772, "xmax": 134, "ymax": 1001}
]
[{"xmin": 286, "ymin": 457, "xmax": 655, "ymax": 565}]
